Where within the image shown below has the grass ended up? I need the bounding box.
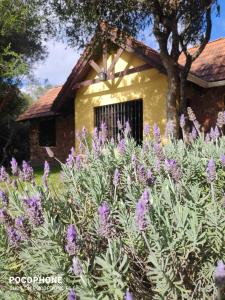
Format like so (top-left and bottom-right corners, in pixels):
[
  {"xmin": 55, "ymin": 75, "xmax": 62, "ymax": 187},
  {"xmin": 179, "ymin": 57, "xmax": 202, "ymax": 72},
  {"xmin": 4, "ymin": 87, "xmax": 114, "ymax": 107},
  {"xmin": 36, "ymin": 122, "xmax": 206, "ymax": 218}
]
[{"xmin": 0, "ymin": 166, "xmax": 63, "ymax": 192}]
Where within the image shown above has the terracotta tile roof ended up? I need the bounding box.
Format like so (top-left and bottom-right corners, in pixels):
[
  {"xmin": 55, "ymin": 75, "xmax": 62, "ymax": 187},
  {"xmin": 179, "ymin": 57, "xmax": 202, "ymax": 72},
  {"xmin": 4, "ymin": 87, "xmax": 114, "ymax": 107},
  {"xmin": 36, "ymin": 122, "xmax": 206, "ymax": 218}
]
[
  {"xmin": 179, "ymin": 38, "xmax": 225, "ymax": 82},
  {"xmin": 17, "ymin": 86, "xmax": 62, "ymax": 121}
]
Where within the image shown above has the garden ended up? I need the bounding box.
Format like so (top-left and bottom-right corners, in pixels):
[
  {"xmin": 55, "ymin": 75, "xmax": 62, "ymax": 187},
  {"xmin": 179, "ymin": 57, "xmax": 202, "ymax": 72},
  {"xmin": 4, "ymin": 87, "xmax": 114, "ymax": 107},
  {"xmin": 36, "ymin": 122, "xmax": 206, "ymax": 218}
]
[{"xmin": 1, "ymin": 109, "xmax": 225, "ymax": 299}]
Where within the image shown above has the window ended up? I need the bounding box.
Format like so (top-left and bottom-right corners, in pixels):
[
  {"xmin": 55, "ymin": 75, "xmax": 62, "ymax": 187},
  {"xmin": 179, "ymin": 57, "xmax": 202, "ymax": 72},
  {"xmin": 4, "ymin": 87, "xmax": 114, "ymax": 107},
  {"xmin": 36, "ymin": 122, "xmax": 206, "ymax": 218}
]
[
  {"xmin": 39, "ymin": 119, "xmax": 56, "ymax": 147},
  {"xmin": 94, "ymin": 99, "xmax": 143, "ymax": 143}
]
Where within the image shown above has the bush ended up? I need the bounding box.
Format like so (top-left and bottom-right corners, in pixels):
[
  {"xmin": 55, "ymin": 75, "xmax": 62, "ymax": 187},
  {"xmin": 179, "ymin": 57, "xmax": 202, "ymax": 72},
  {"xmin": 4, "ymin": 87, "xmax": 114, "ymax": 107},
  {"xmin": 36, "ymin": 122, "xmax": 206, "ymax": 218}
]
[{"xmin": 0, "ymin": 119, "xmax": 225, "ymax": 299}]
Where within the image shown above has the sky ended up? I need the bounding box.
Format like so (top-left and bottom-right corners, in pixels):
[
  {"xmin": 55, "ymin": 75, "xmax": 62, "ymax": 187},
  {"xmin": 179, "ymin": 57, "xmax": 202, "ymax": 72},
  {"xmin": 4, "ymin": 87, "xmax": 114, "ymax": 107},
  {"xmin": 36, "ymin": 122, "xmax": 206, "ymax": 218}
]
[{"xmin": 31, "ymin": 3, "xmax": 225, "ymax": 87}]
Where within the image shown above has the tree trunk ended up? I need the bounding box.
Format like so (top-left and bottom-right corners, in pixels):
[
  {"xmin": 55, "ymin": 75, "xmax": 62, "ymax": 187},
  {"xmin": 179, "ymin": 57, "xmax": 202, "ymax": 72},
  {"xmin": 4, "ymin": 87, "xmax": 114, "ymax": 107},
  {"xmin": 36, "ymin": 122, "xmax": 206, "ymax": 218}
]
[
  {"xmin": 166, "ymin": 69, "xmax": 180, "ymax": 138},
  {"xmin": 180, "ymin": 74, "xmax": 187, "ymax": 114}
]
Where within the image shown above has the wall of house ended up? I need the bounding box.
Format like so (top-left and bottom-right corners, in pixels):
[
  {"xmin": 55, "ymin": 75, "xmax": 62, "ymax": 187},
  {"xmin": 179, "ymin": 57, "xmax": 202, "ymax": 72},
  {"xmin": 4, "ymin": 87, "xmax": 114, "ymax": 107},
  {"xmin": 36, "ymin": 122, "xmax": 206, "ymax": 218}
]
[
  {"xmin": 29, "ymin": 114, "xmax": 74, "ymax": 167},
  {"xmin": 74, "ymin": 51, "xmax": 168, "ymax": 141},
  {"xmin": 185, "ymin": 84, "xmax": 225, "ymax": 131}
]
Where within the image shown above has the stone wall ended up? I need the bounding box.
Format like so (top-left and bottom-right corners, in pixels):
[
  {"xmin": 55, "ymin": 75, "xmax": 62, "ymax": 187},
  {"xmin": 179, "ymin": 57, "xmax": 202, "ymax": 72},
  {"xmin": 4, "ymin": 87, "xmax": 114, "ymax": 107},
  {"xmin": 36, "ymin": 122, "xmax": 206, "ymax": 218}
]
[
  {"xmin": 185, "ymin": 84, "xmax": 225, "ymax": 131},
  {"xmin": 29, "ymin": 114, "xmax": 74, "ymax": 167}
]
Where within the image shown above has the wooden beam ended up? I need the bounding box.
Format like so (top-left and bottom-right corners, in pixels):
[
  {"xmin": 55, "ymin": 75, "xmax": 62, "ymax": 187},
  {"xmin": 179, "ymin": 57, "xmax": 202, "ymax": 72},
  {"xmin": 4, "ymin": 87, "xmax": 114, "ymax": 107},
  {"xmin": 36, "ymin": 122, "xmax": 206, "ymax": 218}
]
[
  {"xmin": 107, "ymin": 48, "xmax": 123, "ymax": 75},
  {"xmin": 103, "ymin": 43, "xmax": 108, "ymax": 73},
  {"xmin": 73, "ymin": 63, "xmax": 152, "ymax": 90},
  {"xmin": 89, "ymin": 59, "xmax": 102, "ymax": 74}
]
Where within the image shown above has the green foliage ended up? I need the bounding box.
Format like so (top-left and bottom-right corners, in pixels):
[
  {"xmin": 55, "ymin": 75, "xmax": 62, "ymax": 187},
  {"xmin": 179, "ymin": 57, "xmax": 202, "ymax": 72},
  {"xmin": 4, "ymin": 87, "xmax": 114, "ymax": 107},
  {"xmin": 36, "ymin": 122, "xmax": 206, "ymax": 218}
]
[{"xmin": 1, "ymin": 132, "xmax": 225, "ymax": 299}]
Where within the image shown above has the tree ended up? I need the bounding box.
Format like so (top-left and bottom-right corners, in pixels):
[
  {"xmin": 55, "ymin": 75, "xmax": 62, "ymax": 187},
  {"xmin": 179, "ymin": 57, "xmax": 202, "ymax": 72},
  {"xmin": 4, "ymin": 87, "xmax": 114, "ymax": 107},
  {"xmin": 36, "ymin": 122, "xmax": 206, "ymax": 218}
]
[
  {"xmin": 0, "ymin": 0, "xmax": 54, "ymax": 110},
  {"xmin": 51, "ymin": 0, "xmax": 219, "ymax": 137},
  {"xmin": 0, "ymin": 0, "xmax": 55, "ymax": 163}
]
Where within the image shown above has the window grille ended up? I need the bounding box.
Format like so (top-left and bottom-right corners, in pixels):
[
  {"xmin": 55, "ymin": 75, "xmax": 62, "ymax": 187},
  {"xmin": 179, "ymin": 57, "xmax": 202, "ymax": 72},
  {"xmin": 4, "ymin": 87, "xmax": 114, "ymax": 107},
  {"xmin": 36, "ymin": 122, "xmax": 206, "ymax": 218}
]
[{"xmin": 94, "ymin": 99, "xmax": 143, "ymax": 143}]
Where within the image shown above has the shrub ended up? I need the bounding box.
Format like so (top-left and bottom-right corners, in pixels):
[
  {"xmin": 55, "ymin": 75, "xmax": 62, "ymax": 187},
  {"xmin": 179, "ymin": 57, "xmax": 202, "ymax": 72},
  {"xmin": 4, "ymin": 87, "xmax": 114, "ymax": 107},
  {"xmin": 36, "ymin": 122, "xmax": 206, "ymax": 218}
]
[{"xmin": 1, "ymin": 118, "xmax": 225, "ymax": 299}]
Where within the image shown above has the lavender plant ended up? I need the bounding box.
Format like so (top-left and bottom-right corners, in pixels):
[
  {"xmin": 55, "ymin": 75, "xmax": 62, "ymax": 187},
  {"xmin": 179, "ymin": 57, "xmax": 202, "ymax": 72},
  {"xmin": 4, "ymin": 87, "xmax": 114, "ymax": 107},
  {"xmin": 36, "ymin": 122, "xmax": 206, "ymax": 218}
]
[{"xmin": 1, "ymin": 114, "xmax": 225, "ymax": 299}]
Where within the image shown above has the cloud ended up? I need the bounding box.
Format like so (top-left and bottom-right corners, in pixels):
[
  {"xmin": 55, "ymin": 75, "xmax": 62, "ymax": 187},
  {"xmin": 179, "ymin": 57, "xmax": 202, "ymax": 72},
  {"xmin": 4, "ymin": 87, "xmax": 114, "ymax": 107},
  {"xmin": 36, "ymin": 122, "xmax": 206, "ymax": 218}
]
[{"xmin": 32, "ymin": 40, "xmax": 81, "ymax": 85}]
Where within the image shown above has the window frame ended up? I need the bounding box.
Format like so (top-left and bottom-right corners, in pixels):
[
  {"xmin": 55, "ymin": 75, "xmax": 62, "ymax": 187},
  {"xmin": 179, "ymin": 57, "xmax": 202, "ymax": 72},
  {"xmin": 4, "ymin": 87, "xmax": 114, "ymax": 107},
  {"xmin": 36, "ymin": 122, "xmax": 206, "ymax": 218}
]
[{"xmin": 94, "ymin": 99, "xmax": 143, "ymax": 143}]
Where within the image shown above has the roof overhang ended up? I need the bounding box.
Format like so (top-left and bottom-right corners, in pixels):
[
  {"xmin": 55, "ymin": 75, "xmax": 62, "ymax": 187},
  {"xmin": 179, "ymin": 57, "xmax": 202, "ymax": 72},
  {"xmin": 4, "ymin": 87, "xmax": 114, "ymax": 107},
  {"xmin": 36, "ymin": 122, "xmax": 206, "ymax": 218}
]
[{"xmin": 187, "ymin": 73, "xmax": 225, "ymax": 88}]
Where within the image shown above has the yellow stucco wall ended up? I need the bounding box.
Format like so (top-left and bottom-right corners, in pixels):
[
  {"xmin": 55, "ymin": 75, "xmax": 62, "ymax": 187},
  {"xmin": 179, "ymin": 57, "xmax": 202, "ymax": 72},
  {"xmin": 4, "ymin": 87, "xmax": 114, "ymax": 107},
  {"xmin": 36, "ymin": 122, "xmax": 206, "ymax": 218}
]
[{"xmin": 75, "ymin": 50, "xmax": 168, "ymax": 139}]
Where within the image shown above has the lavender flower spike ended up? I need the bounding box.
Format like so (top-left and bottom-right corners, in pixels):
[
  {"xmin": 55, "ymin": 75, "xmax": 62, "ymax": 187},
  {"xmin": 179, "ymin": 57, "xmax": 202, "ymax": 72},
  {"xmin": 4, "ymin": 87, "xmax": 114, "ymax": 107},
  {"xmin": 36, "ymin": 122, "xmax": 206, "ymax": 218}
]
[
  {"xmin": 65, "ymin": 224, "xmax": 77, "ymax": 256},
  {"xmin": 7, "ymin": 226, "xmax": 21, "ymax": 248},
  {"xmin": 144, "ymin": 123, "xmax": 150, "ymax": 136},
  {"xmin": 98, "ymin": 202, "xmax": 111, "ymax": 237},
  {"xmin": 113, "ymin": 168, "xmax": 120, "ymax": 186},
  {"xmin": 206, "ymin": 159, "xmax": 216, "ymax": 183},
  {"xmin": 44, "ymin": 161, "xmax": 50, "ymax": 177},
  {"xmin": 0, "ymin": 166, "xmax": 9, "ymax": 182},
  {"xmin": 11, "ymin": 157, "xmax": 18, "ymax": 176},
  {"xmin": 180, "ymin": 114, "xmax": 185, "ymax": 128},
  {"xmin": 0, "ymin": 190, "xmax": 8, "ymax": 207},
  {"xmin": 135, "ymin": 189, "xmax": 150, "ymax": 231},
  {"xmin": 215, "ymin": 260, "xmax": 225, "ymax": 288},
  {"xmin": 21, "ymin": 161, "xmax": 34, "ymax": 182},
  {"xmin": 68, "ymin": 288, "xmax": 76, "ymax": 300},
  {"xmin": 125, "ymin": 291, "xmax": 133, "ymax": 300},
  {"xmin": 72, "ymin": 257, "xmax": 82, "ymax": 275},
  {"xmin": 24, "ymin": 196, "xmax": 44, "ymax": 226},
  {"xmin": 118, "ymin": 139, "xmax": 126, "ymax": 155},
  {"xmin": 15, "ymin": 216, "xmax": 31, "ymax": 240},
  {"xmin": 153, "ymin": 123, "xmax": 161, "ymax": 143}
]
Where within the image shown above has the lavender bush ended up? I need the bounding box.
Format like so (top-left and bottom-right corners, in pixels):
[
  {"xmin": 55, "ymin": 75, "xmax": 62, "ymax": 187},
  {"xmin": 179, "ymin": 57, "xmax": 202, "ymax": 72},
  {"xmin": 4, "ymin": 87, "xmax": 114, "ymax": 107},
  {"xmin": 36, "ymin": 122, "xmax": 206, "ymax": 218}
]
[{"xmin": 1, "ymin": 113, "xmax": 225, "ymax": 299}]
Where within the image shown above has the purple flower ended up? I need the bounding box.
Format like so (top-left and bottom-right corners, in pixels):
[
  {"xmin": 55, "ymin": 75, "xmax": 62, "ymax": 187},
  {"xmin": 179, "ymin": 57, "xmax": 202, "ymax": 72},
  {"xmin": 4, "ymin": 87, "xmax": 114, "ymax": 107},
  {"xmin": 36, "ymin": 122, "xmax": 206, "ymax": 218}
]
[
  {"xmin": 21, "ymin": 161, "xmax": 34, "ymax": 182},
  {"xmin": 99, "ymin": 122, "xmax": 107, "ymax": 144},
  {"xmin": 125, "ymin": 291, "xmax": 133, "ymax": 300},
  {"xmin": 65, "ymin": 225, "xmax": 77, "ymax": 256},
  {"xmin": 0, "ymin": 166, "xmax": 9, "ymax": 182},
  {"xmin": 118, "ymin": 139, "xmax": 126, "ymax": 155},
  {"xmin": 137, "ymin": 165, "xmax": 146, "ymax": 184},
  {"xmin": 135, "ymin": 189, "xmax": 150, "ymax": 231},
  {"xmin": 92, "ymin": 140, "xmax": 101, "ymax": 157},
  {"xmin": 81, "ymin": 126, "xmax": 87, "ymax": 139},
  {"xmin": 153, "ymin": 143, "xmax": 165, "ymax": 161},
  {"xmin": 164, "ymin": 159, "xmax": 182, "ymax": 182},
  {"xmin": 23, "ymin": 196, "xmax": 44, "ymax": 226},
  {"xmin": 191, "ymin": 127, "xmax": 197, "ymax": 140},
  {"xmin": 98, "ymin": 202, "xmax": 111, "ymax": 237},
  {"xmin": 66, "ymin": 148, "xmax": 75, "ymax": 168},
  {"xmin": 6, "ymin": 226, "xmax": 21, "ymax": 248},
  {"xmin": 147, "ymin": 169, "xmax": 154, "ymax": 185},
  {"xmin": 117, "ymin": 119, "xmax": 123, "ymax": 130},
  {"xmin": 221, "ymin": 154, "xmax": 225, "ymax": 168},
  {"xmin": 215, "ymin": 260, "xmax": 225, "ymax": 288},
  {"xmin": 206, "ymin": 159, "xmax": 216, "ymax": 183},
  {"xmin": 44, "ymin": 161, "xmax": 50, "ymax": 177},
  {"xmin": 15, "ymin": 216, "xmax": 31, "ymax": 240},
  {"xmin": 0, "ymin": 209, "xmax": 12, "ymax": 225},
  {"xmin": 153, "ymin": 123, "xmax": 161, "ymax": 143},
  {"xmin": 113, "ymin": 169, "xmax": 120, "ymax": 186},
  {"xmin": 11, "ymin": 157, "xmax": 18, "ymax": 176},
  {"xmin": 144, "ymin": 123, "xmax": 150, "ymax": 136},
  {"xmin": 210, "ymin": 127, "xmax": 220, "ymax": 141},
  {"xmin": 124, "ymin": 121, "xmax": 131, "ymax": 136},
  {"xmin": 68, "ymin": 288, "xmax": 76, "ymax": 300},
  {"xmin": 0, "ymin": 190, "xmax": 8, "ymax": 207},
  {"xmin": 75, "ymin": 155, "xmax": 82, "ymax": 169},
  {"xmin": 93, "ymin": 127, "xmax": 99, "ymax": 141},
  {"xmin": 71, "ymin": 257, "xmax": 82, "ymax": 275},
  {"xmin": 180, "ymin": 114, "xmax": 185, "ymax": 128},
  {"xmin": 165, "ymin": 120, "xmax": 174, "ymax": 138}
]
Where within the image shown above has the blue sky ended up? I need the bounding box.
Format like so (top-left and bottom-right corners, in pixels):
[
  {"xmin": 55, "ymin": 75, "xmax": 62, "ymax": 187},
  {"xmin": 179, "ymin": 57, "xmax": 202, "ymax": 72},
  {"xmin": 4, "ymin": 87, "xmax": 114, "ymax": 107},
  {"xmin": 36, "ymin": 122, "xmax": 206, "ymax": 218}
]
[{"xmin": 32, "ymin": 4, "xmax": 225, "ymax": 87}]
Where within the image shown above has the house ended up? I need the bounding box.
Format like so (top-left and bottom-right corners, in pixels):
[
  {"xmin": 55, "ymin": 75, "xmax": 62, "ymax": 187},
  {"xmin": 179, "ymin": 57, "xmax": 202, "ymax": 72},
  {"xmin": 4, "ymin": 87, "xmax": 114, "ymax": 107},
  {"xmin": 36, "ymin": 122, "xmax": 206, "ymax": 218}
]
[{"xmin": 17, "ymin": 25, "xmax": 225, "ymax": 166}]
